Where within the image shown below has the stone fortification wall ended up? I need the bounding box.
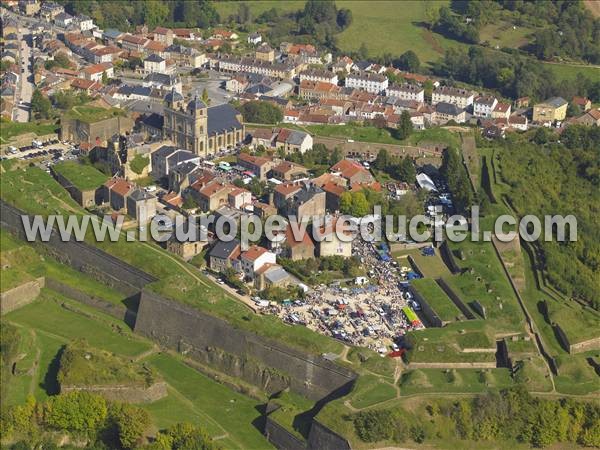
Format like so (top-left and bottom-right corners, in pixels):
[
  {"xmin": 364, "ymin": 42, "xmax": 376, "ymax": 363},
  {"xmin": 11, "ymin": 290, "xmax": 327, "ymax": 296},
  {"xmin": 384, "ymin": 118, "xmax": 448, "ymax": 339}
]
[{"xmin": 134, "ymin": 289, "xmax": 356, "ymax": 401}]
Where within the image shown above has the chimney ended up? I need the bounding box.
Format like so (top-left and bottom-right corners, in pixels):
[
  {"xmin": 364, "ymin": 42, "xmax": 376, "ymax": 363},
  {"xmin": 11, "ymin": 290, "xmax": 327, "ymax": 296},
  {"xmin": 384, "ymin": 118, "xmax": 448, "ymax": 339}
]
[{"xmin": 268, "ymin": 192, "xmax": 274, "ymax": 206}]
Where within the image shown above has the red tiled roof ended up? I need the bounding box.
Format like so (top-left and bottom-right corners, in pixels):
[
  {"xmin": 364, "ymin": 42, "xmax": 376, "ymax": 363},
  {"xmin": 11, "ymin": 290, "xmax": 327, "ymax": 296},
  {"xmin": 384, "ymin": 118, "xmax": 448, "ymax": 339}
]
[
  {"xmin": 238, "ymin": 152, "xmax": 272, "ymax": 168},
  {"xmin": 275, "ymin": 182, "xmax": 302, "ymax": 196},
  {"xmin": 285, "ymin": 223, "xmax": 314, "ymax": 248},
  {"xmin": 494, "ymin": 102, "xmax": 510, "ymax": 113},
  {"xmin": 331, "ymin": 159, "xmax": 370, "ymax": 180},
  {"xmin": 322, "ymin": 181, "xmax": 345, "ymax": 197},
  {"xmin": 105, "ymin": 178, "xmax": 133, "ymax": 196},
  {"xmin": 242, "ymin": 245, "xmax": 269, "ymax": 261}
]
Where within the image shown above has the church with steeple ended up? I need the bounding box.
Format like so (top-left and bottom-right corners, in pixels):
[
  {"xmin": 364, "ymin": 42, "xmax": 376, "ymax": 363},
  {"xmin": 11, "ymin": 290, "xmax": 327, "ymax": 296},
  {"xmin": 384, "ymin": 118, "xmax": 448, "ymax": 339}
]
[{"xmin": 162, "ymin": 89, "xmax": 245, "ymax": 156}]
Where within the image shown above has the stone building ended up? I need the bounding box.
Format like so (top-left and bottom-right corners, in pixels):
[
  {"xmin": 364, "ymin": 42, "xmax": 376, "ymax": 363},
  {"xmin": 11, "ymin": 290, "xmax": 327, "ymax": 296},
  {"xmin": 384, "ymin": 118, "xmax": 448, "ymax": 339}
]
[{"xmin": 162, "ymin": 90, "xmax": 245, "ymax": 157}]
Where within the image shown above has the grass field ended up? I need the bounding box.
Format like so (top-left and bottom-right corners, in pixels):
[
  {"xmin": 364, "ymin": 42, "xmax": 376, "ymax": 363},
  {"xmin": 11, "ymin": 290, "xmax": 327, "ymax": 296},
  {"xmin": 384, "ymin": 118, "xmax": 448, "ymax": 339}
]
[
  {"xmin": 0, "ymin": 118, "xmax": 58, "ymax": 144},
  {"xmin": 145, "ymin": 353, "xmax": 272, "ymax": 449},
  {"xmin": 3, "ymin": 291, "xmax": 152, "ymax": 405},
  {"xmin": 1, "ymin": 229, "xmax": 125, "ymax": 304},
  {"xmin": 442, "ymin": 239, "xmax": 525, "ymax": 334},
  {"xmin": 405, "ymin": 321, "xmax": 496, "ymax": 364},
  {"xmin": 336, "ymin": 1, "xmax": 460, "ymax": 63},
  {"xmin": 399, "ymin": 368, "xmax": 513, "ymax": 395},
  {"xmin": 543, "ymin": 62, "xmax": 600, "ymax": 81},
  {"xmin": 394, "ymin": 248, "xmax": 452, "ymax": 279},
  {"xmin": 348, "ymin": 374, "xmax": 397, "ymax": 409},
  {"xmin": 52, "ymin": 161, "xmax": 108, "ymax": 191},
  {"xmin": 411, "ymin": 278, "xmax": 462, "ymax": 323},
  {"xmin": 214, "ymin": 0, "xmax": 459, "ymax": 64},
  {"xmin": 300, "ymin": 123, "xmax": 460, "ymax": 148},
  {"xmin": 62, "ymin": 105, "xmax": 126, "ymax": 123},
  {"xmin": 553, "ymin": 353, "xmax": 600, "ymax": 396}
]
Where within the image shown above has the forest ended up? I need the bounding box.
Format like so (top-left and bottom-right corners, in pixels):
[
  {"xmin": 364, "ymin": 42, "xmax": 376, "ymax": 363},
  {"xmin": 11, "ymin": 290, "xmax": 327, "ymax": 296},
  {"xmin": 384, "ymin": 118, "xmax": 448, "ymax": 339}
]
[
  {"xmin": 497, "ymin": 126, "xmax": 600, "ymax": 309},
  {"xmin": 352, "ymin": 386, "xmax": 600, "ymax": 447}
]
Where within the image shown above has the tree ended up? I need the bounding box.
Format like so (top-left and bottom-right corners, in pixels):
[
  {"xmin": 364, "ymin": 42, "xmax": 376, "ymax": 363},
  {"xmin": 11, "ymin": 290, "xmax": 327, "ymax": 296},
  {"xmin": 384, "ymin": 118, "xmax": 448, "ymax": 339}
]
[
  {"xmin": 142, "ymin": 0, "xmax": 169, "ymax": 29},
  {"xmin": 164, "ymin": 422, "xmax": 218, "ymax": 449},
  {"xmin": 339, "ymin": 191, "xmax": 353, "ymax": 214},
  {"xmin": 336, "ymin": 8, "xmax": 353, "ymax": 29},
  {"xmin": 373, "ymin": 149, "xmax": 390, "ymax": 172},
  {"xmin": 236, "ymin": 3, "xmax": 251, "ymax": 24},
  {"xmin": 110, "ymin": 403, "xmax": 150, "ymax": 449},
  {"xmin": 329, "ymin": 147, "xmax": 343, "ymax": 166},
  {"xmin": 357, "ymin": 42, "xmax": 369, "ymax": 60},
  {"xmin": 238, "ymin": 101, "xmax": 283, "ymax": 124},
  {"xmin": 395, "ymin": 156, "xmax": 416, "ymax": 182},
  {"xmin": 101, "ymin": 70, "xmax": 108, "ymax": 85},
  {"xmin": 396, "ymin": 50, "xmax": 420, "ymax": 72},
  {"xmin": 351, "ymin": 191, "xmax": 370, "ymax": 217},
  {"xmin": 31, "ymin": 89, "xmax": 51, "ymax": 119},
  {"xmin": 441, "ymin": 146, "xmax": 473, "ymax": 213},
  {"xmin": 43, "ymin": 391, "xmax": 107, "ymax": 435},
  {"xmin": 424, "ymin": 1, "xmax": 440, "ymax": 29},
  {"xmin": 201, "ymin": 88, "xmax": 210, "ymax": 105},
  {"xmin": 395, "ymin": 110, "xmax": 413, "ymax": 140}
]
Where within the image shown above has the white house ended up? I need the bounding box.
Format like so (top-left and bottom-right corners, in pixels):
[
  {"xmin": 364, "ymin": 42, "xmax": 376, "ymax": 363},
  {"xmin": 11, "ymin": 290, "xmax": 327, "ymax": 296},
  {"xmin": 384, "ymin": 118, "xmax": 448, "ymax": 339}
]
[
  {"xmin": 473, "ymin": 95, "xmax": 498, "ymax": 118},
  {"xmin": 386, "ymin": 83, "xmax": 425, "ymax": 103},
  {"xmin": 240, "ymin": 245, "xmax": 276, "ymax": 280},
  {"xmin": 345, "ymin": 71, "xmax": 388, "ymax": 94},
  {"xmin": 299, "ymin": 69, "xmax": 338, "ymax": 85},
  {"xmin": 54, "ymin": 12, "xmax": 73, "ymax": 28},
  {"xmin": 247, "ymin": 32, "xmax": 262, "ymax": 45},
  {"xmin": 75, "ymin": 15, "xmax": 94, "ymax": 31},
  {"xmin": 143, "ymin": 54, "xmax": 174, "ymax": 75},
  {"xmin": 432, "ymin": 86, "xmax": 474, "ymax": 108},
  {"xmin": 82, "ymin": 62, "xmax": 113, "ymax": 82}
]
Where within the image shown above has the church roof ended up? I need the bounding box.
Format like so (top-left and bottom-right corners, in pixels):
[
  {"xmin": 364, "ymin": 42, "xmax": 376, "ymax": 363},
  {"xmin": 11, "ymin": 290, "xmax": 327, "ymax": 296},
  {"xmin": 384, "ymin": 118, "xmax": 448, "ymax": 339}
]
[
  {"xmin": 187, "ymin": 95, "xmax": 206, "ymax": 112},
  {"xmin": 207, "ymin": 103, "xmax": 243, "ymax": 136},
  {"xmin": 164, "ymin": 88, "xmax": 183, "ymax": 103}
]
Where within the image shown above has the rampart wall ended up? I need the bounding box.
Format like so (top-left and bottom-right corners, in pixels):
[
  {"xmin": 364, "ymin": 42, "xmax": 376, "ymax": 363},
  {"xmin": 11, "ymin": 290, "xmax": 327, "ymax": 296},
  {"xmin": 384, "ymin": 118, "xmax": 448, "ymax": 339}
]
[
  {"xmin": 134, "ymin": 289, "xmax": 357, "ymax": 401},
  {"xmin": 0, "ymin": 277, "xmax": 44, "ymax": 315}
]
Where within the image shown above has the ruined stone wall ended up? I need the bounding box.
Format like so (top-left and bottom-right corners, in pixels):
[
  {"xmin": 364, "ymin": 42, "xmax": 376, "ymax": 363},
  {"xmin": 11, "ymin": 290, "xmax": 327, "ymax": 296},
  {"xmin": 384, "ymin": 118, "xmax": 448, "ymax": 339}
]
[
  {"xmin": 134, "ymin": 289, "xmax": 357, "ymax": 401},
  {"xmin": 0, "ymin": 277, "xmax": 45, "ymax": 315}
]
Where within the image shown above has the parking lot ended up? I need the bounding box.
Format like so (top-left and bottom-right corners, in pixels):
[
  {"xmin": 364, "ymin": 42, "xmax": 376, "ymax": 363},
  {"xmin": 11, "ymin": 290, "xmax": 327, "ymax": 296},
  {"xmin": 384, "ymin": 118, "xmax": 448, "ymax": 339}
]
[{"xmin": 2, "ymin": 139, "xmax": 79, "ymax": 170}]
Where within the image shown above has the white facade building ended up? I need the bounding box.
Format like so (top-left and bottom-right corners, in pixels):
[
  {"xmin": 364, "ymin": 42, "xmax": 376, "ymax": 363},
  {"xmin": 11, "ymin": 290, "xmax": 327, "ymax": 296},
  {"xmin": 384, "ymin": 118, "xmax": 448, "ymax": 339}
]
[
  {"xmin": 473, "ymin": 95, "xmax": 498, "ymax": 118},
  {"xmin": 386, "ymin": 83, "xmax": 425, "ymax": 103},
  {"xmin": 345, "ymin": 71, "xmax": 388, "ymax": 94},
  {"xmin": 299, "ymin": 69, "xmax": 338, "ymax": 85},
  {"xmin": 432, "ymin": 86, "xmax": 474, "ymax": 108}
]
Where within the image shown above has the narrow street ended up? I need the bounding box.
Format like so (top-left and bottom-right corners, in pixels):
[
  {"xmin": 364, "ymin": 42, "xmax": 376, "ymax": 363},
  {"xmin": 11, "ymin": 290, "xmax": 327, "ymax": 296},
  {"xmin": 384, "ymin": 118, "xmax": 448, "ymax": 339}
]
[{"xmin": 13, "ymin": 23, "xmax": 33, "ymax": 122}]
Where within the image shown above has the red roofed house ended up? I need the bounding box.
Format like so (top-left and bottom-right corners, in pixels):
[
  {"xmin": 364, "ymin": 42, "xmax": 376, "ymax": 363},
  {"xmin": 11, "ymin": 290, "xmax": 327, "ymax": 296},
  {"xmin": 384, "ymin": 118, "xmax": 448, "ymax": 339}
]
[
  {"xmin": 491, "ymin": 102, "xmax": 511, "ymax": 120},
  {"xmin": 70, "ymin": 77, "xmax": 101, "ymax": 94},
  {"xmin": 82, "ymin": 62, "xmax": 113, "ymax": 82},
  {"xmin": 330, "ymin": 159, "xmax": 374, "ymax": 184},
  {"xmin": 270, "ymin": 161, "xmax": 308, "ymax": 181},
  {"xmin": 228, "ymin": 187, "xmax": 252, "ymax": 209},
  {"xmin": 152, "ymin": 27, "xmax": 174, "ymax": 46},
  {"xmin": 240, "ymin": 245, "xmax": 276, "ymax": 281},
  {"xmin": 103, "ymin": 177, "xmax": 134, "ymax": 211},
  {"xmin": 283, "ymin": 223, "xmax": 315, "ymax": 260},
  {"xmin": 238, "ymin": 153, "xmax": 277, "ymax": 180},
  {"xmin": 273, "ymin": 182, "xmax": 302, "ymax": 209},
  {"xmin": 572, "ymin": 96, "xmax": 592, "ymax": 112}
]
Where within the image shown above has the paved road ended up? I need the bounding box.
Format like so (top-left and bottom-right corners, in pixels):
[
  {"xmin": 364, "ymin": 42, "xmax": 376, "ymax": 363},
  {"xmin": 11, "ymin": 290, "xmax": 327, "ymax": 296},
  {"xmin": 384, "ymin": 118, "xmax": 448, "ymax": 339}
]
[{"xmin": 13, "ymin": 25, "xmax": 33, "ymax": 122}]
